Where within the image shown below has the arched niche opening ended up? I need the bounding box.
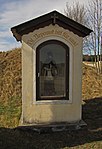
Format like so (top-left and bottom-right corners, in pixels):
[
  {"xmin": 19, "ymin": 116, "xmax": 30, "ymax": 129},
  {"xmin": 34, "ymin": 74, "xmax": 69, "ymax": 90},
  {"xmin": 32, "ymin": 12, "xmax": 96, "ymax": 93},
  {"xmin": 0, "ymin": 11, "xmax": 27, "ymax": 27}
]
[{"xmin": 36, "ymin": 40, "xmax": 69, "ymax": 101}]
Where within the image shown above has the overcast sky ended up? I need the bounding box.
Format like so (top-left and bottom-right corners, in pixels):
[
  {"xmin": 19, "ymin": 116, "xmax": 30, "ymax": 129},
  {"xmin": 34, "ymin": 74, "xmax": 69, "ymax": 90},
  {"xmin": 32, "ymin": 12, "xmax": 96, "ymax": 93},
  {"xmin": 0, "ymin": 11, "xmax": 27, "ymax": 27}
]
[{"xmin": 0, "ymin": 0, "xmax": 89, "ymax": 51}]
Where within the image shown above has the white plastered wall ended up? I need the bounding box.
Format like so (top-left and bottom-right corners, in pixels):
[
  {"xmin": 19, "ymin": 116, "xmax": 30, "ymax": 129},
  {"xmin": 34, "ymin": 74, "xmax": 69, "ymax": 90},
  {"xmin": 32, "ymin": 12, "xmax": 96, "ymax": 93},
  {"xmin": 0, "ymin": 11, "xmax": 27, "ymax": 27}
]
[{"xmin": 21, "ymin": 24, "xmax": 83, "ymax": 125}]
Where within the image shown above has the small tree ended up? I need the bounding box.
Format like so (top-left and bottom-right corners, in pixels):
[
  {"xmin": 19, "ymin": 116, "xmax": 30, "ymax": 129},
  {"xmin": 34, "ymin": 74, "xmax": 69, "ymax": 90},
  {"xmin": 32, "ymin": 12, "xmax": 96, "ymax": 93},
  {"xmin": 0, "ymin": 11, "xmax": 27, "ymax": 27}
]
[
  {"xmin": 64, "ymin": 2, "xmax": 88, "ymax": 26},
  {"xmin": 64, "ymin": 1, "xmax": 93, "ymax": 61},
  {"xmin": 64, "ymin": 0, "xmax": 102, "ymax": 74},
  {"xmin": 87, "ymin": 0, "xmax": 102, "ymax": 73}
]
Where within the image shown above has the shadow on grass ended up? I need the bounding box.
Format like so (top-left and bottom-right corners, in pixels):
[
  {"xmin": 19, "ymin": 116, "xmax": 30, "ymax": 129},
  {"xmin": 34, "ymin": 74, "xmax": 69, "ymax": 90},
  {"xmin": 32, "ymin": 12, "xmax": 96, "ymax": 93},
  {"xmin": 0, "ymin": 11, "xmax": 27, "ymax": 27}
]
[{"xmin": 0, "ymin": 97, "xmax": 102, "ymax": 149}]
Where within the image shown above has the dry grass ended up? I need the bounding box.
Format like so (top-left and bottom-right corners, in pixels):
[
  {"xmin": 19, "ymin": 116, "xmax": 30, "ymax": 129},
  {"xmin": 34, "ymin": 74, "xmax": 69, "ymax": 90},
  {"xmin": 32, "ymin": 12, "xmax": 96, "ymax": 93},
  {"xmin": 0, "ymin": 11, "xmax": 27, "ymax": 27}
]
[
  {"xmin": 0, "ymin": 48, "xmax": 22, "ymax": 103},
  {"xmin": 0, "ymin": 48, "xmax": 22, "ymax": 127},
  {"xmin": 82, "ymin": 64, "xmax": 102, "ymax": 100}
]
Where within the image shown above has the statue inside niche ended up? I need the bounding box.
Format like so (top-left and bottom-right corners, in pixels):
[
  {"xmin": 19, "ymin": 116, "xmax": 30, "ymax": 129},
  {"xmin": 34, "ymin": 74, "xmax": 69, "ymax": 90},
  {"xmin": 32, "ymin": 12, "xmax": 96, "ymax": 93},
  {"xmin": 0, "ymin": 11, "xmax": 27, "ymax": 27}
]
[
  {"xmin": 41, "ymin": 51, "xmax": 58, "ymax": 79},
  {"xmin": 41, "ymin": 51, "xmax": 58, "ymax": 96}
]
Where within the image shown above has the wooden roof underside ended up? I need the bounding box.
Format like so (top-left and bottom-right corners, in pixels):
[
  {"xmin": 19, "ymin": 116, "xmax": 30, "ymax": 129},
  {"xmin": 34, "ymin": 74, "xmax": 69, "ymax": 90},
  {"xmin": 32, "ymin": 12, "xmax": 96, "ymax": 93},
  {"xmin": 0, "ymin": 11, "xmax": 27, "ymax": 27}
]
[{"xmin": 11, "ymin": 10, "xmax": 92, "ymax": 41}]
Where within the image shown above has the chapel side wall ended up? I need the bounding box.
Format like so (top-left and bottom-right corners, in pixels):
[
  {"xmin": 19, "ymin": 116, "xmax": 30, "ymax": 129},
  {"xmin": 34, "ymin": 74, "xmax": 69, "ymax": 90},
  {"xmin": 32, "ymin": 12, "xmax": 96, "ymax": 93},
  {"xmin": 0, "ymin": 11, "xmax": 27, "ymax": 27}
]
[
  {"xmin": 22, "ymin": 27, "xmax": 83, "ymax": 125},
  {"xmin": 73, "ymin": 38, "xmax": 83, "ymax": 120},
  {"xmin": 22, "ymin": 41, "xmax": 34, "ymax": 124}
]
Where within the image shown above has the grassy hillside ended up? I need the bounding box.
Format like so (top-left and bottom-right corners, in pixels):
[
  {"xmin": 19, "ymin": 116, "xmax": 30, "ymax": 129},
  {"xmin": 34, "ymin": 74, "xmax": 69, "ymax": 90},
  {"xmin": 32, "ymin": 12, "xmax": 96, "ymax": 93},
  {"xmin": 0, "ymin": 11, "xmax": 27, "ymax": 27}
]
[
  {"xmin": 0, "ymin": 48, "xmax": 22, "ymax": 127},
  {"xmin": 82, "ymin": 64, "xmax": 102, "ymax": 100}
]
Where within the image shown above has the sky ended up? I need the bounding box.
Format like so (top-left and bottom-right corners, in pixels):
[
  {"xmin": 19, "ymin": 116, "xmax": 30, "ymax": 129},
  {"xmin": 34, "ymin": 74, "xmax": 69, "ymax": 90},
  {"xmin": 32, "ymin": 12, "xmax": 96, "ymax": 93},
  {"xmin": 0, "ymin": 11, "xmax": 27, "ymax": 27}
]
[{"xmin": 0, "ymin": 0, "xmax": 88, "ymax": 51}]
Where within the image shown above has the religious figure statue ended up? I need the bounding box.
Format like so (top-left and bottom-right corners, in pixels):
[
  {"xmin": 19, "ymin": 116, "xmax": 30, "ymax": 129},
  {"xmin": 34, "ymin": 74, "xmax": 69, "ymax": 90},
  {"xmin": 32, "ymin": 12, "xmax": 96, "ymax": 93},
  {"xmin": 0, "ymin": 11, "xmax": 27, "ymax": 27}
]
[
  {"xmin": 41, "ymin": 51, "xmax": 58, "ymax": 79},
  {"xmin": 41, "ymin": 51, "xmax": 58, "ymax": 96}
]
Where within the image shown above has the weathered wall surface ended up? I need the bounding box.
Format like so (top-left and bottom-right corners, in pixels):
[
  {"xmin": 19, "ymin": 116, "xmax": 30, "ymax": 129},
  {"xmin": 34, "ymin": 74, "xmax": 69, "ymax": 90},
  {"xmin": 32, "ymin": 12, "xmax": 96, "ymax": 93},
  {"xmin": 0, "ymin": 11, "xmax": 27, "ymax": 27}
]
[{"xmin": 22, "ymin": 24, "xmax": 82, "ymax": 125}]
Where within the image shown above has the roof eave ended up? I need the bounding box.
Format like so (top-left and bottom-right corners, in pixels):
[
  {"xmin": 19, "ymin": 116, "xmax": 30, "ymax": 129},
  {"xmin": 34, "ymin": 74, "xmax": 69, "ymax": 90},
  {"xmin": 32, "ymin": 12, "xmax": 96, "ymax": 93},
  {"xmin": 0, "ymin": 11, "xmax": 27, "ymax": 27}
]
[
  {"xmin": 11, "ymin": 10, "xmax": 93, "ymax": 41},
  {"xmin": 11, "ymin": 28, "xmax": 21, "ymax": 41}
]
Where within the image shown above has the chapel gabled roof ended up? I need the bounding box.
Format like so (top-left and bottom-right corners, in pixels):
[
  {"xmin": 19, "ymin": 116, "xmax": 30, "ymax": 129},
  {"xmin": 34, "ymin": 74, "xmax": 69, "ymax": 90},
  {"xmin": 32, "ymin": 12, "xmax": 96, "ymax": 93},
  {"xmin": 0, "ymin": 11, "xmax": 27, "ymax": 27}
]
[{"xmin": 11, "ymin": 10, "xmax": 92, "ymax": 41}]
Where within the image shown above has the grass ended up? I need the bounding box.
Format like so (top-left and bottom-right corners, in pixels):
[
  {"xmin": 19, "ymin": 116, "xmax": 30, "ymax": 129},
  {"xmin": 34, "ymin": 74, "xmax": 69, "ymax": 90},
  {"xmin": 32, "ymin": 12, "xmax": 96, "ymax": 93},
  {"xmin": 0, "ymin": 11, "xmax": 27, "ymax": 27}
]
[
  {"xmin": 0, "ymin": 97, "xmax": 102, "ymax": 149},
  {"xmin": 0, "ymin": 96, "xmax": 21, "ymax": 128}
]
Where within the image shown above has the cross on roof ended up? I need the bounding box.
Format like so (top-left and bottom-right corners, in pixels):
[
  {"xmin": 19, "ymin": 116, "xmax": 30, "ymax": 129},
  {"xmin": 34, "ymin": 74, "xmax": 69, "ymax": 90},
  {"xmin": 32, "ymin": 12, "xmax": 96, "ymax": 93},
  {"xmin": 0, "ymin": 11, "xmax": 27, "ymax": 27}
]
[{"xmin": 51, "ymin": 13, "xmax": 58, "ymax": 25}]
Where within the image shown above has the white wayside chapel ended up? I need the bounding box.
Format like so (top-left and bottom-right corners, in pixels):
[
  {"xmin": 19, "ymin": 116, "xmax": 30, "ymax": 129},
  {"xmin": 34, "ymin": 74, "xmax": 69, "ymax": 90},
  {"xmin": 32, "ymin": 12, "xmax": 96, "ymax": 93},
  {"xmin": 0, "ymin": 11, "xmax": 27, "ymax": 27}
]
[{"xmin": 11, "ymin": 11, "xmax": 92, "ymax": 130}]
